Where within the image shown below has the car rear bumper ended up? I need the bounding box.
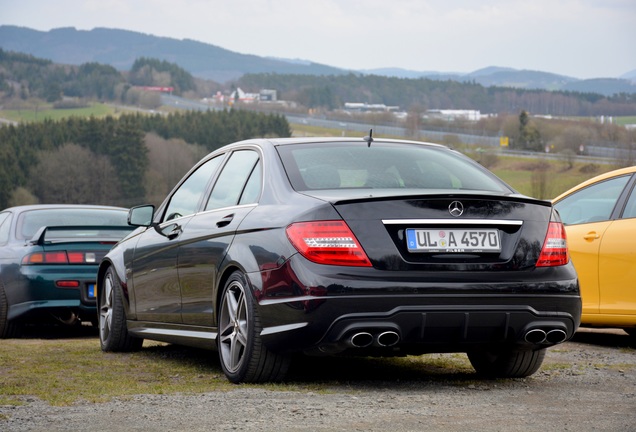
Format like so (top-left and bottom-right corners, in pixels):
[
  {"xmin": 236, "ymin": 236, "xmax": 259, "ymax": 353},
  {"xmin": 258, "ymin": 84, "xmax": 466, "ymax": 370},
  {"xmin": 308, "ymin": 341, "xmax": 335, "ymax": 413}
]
[
  {"xmin": 251, "ymin": 256, "xmax": 581, "ymax": 354},
  {"xmin": 8, "ymin": 299, "xmax": 96, "ymax": 322},
  {"xmin": 6, "ymin": 267, "xmax": 98, "ymax": 322}
]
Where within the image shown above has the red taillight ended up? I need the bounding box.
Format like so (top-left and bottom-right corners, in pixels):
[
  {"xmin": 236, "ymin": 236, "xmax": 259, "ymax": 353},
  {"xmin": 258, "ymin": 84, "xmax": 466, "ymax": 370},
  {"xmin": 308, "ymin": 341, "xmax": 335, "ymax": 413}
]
[
  {"xmin": 536, "ymin": 222, "xmax": 569, "ymax": 267},
  {"xmin": 21, "ymin": 251, "xmax": 97, "ymax": 265},
  {"xmin": 286, "ymin": 221, "xmax": 372, "ymax": 267},
  {"xmin": 22, "ymin": 252, "xmax": 68, "ymax": 264},
  {"xmin": 56, "ymin": 280, "xmax": 80, "ymax": 288}
]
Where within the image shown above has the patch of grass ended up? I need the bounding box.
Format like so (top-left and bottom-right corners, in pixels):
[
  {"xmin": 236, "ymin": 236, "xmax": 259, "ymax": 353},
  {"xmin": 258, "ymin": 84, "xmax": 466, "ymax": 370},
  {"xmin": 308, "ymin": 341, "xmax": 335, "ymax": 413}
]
[
  {"xmin": 0, "ymin": 337, "xmax": 234, "ymax": 406},
  {"xmin": 540, "ymin": 362, "xmax": 575, "ymax": 371},
  {"xmin": 614, "ymin": 116, "xmax": 636, "ymax": 126},
  {"xmin": 0, "ymin": 332, "xmax": 486, "ymax": 406},
  {"xmin": 0, "ymin": 396, "xmax": 24, "ymax": 406},
  {"xmin": 608, "ymin": 363, "xmax": 636, "ymax": 371},
  {"xmin": 492, "ymin": 158, "xmax": 611, "ymax": 199},
  {"xmin": 291, "ymin": 123, "xmax": 370, "ymax": 138},
  {"xmin": 0, "ymin": 103, "xmax": 117, "ymax": 122}
]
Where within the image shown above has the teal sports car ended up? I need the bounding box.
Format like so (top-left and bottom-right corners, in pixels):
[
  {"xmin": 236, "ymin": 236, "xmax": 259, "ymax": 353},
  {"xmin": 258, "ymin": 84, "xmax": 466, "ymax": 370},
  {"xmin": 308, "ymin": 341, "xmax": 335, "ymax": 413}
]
[{"xmin": 0, "ymin": 204, "xmax": 133, "ymax": 337}]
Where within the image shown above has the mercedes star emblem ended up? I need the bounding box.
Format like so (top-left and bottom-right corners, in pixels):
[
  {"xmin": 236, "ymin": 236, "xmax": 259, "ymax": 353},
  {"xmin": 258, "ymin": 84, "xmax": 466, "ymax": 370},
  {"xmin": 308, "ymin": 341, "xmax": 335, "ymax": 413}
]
[{"xmin": 448, "ymin": 201, "xmax": 464, "ymax": 217}]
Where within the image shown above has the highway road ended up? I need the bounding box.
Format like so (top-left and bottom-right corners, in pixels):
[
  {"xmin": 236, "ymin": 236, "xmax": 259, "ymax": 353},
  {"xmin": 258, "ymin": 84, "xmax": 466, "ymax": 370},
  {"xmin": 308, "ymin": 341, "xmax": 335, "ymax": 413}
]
[{"xmin": 160, "ymin": 94, "xmax": 624, "ymax": 163}]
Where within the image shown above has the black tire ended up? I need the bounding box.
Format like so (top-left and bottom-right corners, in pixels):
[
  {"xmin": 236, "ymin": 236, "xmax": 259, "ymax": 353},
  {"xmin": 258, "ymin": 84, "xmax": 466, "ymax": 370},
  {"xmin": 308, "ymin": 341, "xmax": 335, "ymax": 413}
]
[
  {"xmin": 0, "ymin": 280, "xmax": 20, "ymax": 339},
  {"xmin": 468, "ymin": 347, "xmax": 546, "ymax": 378},
  {"xmin": 218, "ymin": 271, "xmax": 290, "ymax": 383},
  {"xmin": 99, "ymin": 267, "xmax": 143, "ymax": 352}
]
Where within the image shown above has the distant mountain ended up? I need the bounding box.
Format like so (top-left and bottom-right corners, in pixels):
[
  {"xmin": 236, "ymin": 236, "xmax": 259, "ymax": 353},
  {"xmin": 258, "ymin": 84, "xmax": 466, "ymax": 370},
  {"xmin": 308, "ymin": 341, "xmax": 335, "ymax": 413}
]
[
  {"xmin": 364, "ymin": 66, "xmax": 578, "ymax": 91},
  {"xmin": 0, "ymin": 25, "xmax": 349, "ymax": 83},
  {"xmin": 621, "ymin": 69, "xmax": 636, "ymax": 81},
  {"xmin": 364, "ymin": 66, "xmax": 635, "ymax": 96},
  {"xmin": 562, "ymin": 78, "xmax": 636, "ymax": 96},
  {"xmin": 0, "ymin": 25, "xmax": 634, "ymax": 96},
  {"xmin": 466, "ymin": 69, "xmax": 577, "ymax": 91},
  {"xmin": 465, "ymin": 66, "xmax": 517, "ymax": 77},
  {"xmin": 359, "ymin": 67, "xmax": 449, "ymax": 79}
]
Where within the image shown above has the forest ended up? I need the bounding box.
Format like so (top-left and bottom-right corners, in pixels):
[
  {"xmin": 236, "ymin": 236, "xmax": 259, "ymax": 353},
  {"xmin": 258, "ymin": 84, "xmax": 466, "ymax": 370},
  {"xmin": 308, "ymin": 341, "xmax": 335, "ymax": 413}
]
[{"xmin": 0, "ymin": 110, "xmax": 291, "ymax": 209}]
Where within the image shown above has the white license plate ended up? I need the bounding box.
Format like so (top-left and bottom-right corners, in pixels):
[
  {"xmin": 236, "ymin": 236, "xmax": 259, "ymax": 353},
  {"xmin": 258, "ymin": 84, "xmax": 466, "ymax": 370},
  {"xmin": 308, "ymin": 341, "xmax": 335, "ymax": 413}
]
[{"xmin": 406, "ymin": 228, "xmax": 501, "ymax": 253}]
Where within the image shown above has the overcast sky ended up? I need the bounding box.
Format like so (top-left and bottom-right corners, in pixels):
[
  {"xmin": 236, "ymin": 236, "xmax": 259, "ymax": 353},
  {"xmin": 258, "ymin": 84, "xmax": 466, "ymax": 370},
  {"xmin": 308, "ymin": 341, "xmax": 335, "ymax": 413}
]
[{"xmin": 2, "ymin": 0, "xmax": 635, "ymax": 79}]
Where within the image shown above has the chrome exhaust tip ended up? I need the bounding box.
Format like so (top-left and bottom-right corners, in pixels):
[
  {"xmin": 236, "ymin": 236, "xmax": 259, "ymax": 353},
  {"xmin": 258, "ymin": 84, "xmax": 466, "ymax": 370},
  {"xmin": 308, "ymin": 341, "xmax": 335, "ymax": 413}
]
[
  {"xmin": 545, "ymin": 329, "xmax": 568, "ymax": 344},
  {"xmin": 376, "ymin": 331, "xmax": 400, "ymax": 347},
  {"xmin": 524, "ymin": 328, "xmax": 547, "ymax": 344},
  {"xmin": 349, "ymin": 332, "xmax": 374, "ymax": 348}
]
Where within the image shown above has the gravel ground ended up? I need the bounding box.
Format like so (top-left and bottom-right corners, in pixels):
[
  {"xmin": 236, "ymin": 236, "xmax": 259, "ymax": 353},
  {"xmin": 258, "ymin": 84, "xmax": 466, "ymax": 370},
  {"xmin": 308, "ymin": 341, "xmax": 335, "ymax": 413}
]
[{"xmin": 2, "ymin": 328, "xmax": 634, "ymax": 432}]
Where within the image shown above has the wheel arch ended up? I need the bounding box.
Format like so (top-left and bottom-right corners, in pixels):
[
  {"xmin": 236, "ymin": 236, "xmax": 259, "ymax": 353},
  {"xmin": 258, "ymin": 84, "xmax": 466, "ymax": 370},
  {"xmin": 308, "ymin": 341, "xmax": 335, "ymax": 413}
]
[
  {"xmin": 215, "ymin": 235, "xmax": 270, "ymax": 322},
  {"xmin": 97, "ymin": 258, "xmax": 134, "ymax": 317},
  {"xmin": 215, "ymin": 263, "xmax": 249, "ymax": 320}
]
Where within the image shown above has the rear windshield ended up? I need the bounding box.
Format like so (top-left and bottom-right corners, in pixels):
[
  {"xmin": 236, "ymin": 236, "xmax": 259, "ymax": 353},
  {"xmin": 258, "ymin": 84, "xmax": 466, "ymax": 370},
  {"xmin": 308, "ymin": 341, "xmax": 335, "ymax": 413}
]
[
  {"xmin": 277, "ymin": 142, "xmax": 510, "ymax": 193},
  {"xmin": 17, "ymin": 208, "xmax": 129, "ymax": 240}
]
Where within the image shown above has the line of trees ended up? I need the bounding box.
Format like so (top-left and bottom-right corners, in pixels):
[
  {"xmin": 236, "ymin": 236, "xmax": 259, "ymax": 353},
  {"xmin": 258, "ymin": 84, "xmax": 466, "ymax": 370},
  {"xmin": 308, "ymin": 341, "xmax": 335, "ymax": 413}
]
[
  {"xmin": 3, "ymin": 48, "xmax": 635, "ymax": 119},
  {"xmin": 0, "ymin": 110, "xmax": 291, "ymax": 209},
  {"xmin": 236, "ymin": 73, "xmax": 636, "ymax": 117}
]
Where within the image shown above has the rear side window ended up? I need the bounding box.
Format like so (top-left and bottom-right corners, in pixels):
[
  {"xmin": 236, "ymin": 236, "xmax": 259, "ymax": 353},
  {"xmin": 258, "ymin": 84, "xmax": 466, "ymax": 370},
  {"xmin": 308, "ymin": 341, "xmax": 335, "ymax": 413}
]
[
  {"xmin": 277, "ymin": 142, "xmax": 509, "ymax": 193},
  {"xmin": 206, "ymin": 150, "xmax": 261, "ymax": 210},
  {"xmin": 16, "ymin": 209, "xmax": 129, "ymax": 240}
]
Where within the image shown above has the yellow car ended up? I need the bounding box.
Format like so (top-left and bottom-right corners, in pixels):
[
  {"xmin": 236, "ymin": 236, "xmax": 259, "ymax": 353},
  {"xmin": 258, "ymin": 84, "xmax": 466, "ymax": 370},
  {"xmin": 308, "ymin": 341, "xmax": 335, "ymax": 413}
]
[{"xmin": 553, "ymin": 166, "xmax": 636, "ymax": 340}]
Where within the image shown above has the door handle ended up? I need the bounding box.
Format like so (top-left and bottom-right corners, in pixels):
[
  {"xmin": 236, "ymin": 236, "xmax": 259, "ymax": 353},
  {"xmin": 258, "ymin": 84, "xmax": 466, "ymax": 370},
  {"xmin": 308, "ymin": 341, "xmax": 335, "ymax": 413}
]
[
  {"xmin": 583, "ymin": 232, "xmax": 600, "ymax": 241},
  {"xmin": 216, "ymin": 214, "xmax": 234, "ymax": 228}
]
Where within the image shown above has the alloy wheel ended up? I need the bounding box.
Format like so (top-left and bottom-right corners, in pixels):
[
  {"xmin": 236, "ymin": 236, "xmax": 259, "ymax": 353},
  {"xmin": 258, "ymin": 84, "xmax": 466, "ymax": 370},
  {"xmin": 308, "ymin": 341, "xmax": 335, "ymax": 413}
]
[
  {"xmin": 99, "ymin": 273, "xmax": 113, "ymax": 343},
  {"xmin": 219, "ymin": 280, "xmax": 249, "ymax": 373}
]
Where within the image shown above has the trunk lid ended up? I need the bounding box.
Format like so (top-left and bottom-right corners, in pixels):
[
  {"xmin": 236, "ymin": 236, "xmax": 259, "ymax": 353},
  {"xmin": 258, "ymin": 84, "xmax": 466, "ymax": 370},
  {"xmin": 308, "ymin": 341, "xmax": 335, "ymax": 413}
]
[{"xmin": 327, "ymin": 192, "xmax": 552, "ymax": 271}]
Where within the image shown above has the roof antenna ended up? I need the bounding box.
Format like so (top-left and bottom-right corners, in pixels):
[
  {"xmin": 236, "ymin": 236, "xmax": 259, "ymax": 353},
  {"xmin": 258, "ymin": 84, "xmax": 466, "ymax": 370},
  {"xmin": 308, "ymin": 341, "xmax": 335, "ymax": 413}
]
[{"xmin": 364, "ymin": 129, "xmax": 374, "ymax": 147}]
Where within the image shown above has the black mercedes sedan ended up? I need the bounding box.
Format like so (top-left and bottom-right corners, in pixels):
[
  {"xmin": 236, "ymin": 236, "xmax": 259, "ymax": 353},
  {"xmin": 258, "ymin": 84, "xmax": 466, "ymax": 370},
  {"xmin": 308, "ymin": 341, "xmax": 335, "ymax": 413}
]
[{"xmin": 97, "ymin": 136, "xmax": 581, "ymax": 383}]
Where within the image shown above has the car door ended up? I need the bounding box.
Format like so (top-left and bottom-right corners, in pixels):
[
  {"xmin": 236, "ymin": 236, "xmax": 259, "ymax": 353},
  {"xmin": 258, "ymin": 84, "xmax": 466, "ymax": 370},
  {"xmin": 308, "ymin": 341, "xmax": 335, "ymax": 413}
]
[
  {"xmin": 598, "ymin": 179, "xmax": 636, "ymax": 318},
  {"xmin": 178, "ymin": 149, "xmax": 262, "ymax": 326},
  {"xmin": 132, "ymin": 155, "xmax": 225, "ymax": 323},
  {"xmin": 554, "ymin": 174, "xmax": 631, "ymax": 317}
]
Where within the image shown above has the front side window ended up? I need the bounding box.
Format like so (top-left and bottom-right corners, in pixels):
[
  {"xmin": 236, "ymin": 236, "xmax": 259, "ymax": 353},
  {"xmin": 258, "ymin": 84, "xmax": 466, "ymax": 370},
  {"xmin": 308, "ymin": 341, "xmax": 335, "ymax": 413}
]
[
  {"xmin": 554, "ymin": 175, "xmax": 630, "ymax": 225},
  {"xmin": 206, "ymin": 150, "xmax": 260, "ymax": 211},
  {"xmin": 164, "ymin": 155, "xmax": 223, "ymax": 221},
  {"xmin": 276, "ymin": 142, "xmax": 509, "ymax": 193},
  {"xmin": 621, "ymin": 182, "xmax": 636, "ymax": 219}
]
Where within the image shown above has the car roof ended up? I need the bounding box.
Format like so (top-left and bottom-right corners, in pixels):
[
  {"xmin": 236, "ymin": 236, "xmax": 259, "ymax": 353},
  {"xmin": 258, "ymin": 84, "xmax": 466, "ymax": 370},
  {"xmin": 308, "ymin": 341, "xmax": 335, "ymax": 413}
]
[
  {"xmin": 215, "ymin": 136, "xmax": 449, "ymax": 151},
  {"xmin": 552, "ymin": 165, "xmax": 636, "ymax": 203},
  {"xmin": 262, "ymin": 136, "xmax": 449, "ymax": 149}
]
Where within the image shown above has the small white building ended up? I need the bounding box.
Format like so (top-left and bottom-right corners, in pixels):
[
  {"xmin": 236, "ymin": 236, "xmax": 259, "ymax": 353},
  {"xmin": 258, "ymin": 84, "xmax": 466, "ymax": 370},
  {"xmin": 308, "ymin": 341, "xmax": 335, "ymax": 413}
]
[
  {"xmin": 344, "ymin": 102, "xmax": 400, "ymax": 112},
  {"xmin": 229, "ymin": 87, "xmax": 259, "ymax": 104},
  {"xmin": 425, "ymin": 109, "xmax": 482, "ymax": 122}
]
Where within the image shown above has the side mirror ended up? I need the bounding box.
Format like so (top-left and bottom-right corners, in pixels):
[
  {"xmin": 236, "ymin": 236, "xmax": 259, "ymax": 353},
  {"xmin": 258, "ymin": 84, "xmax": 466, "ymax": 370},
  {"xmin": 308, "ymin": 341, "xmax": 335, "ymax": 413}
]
[{"xmin": 128, "ymin": 205, "xmax": 155, "ymax": 227}]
